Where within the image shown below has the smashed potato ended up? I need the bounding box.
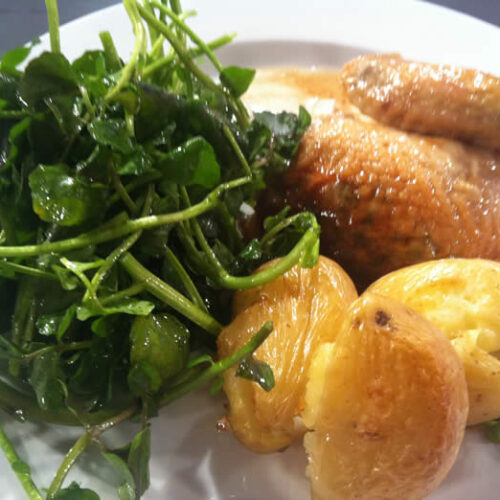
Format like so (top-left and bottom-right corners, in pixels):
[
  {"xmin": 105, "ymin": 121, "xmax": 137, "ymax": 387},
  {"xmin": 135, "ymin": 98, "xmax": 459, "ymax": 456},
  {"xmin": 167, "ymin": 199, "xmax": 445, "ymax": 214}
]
[
  {"xmin": 367, "ymin": 258, "xmax": 500, "ymax": 424},
  {"xmin": 302, "ymin": 293, "xmax": 468, "ymax": 500},
  {"xmin": 218, "ymin": 256, "xmax": 357, "ymax": 453}
]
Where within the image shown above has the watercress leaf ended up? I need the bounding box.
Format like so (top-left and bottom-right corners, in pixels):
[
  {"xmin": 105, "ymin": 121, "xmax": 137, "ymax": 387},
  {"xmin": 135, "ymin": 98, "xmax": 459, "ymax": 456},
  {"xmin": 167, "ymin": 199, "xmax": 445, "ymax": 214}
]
[
  {"xmin": 297, "ymin": 105, "xmax": 312, "ymax": 136},
  {"xmin": 36, "ymin": 304, "xmax": 77, "ymax": 340},
  {"xmin": 116, "ymin": 148, "xmax": 152, "ymax": 176},
  {"xmin": 90, "ymin": 316, "xmax": 109, "ymax": 338},
  {"xmin": 3, "ymin": 116, "xmax": 31, "ymax": 169},
  {"xmin": 220, "ymin": 66, "xmax": 256, "ymax": 98},
  {"xmin": 20, "ymin": 52, "xmax": 78, "ymax": 108},
  {"xmin": 0, "ymin": 39, "xmax": 40, "ymax": 74},
  {"xmin": 128, "ymin": 427, "xmax": 151, "ymax": 498},
  {"xmin": 246, "ymin": 119, "xmax": 271, "ymax": 162},
  {"xmin": 76, "ymin": 298, "xmax": 155, "ymax": 321},
  {"xmin": 29, "ymin": 164, "xmax": 108, "ymax": 226},
  {"xmin": 72, "ymin": 51, "xmax": 107, "ymax": 78},
  {"xmin": 45, "ymin": 94, "xmax": 82, "ymax": 137},
  {"xmin": 263, "ymin": 206, "xmax": 290, "ymax": 232},
  {"xmin": 239, "ymin": 239, "xmax": 262, "ymax": 261},
  {"xmin": 236, "ymin": 355, "xmax": 275, "ymax": 392},
  {"xmin": 130, "ymin": 313, "xmax": 190, "ymax": 381},
  {"xmin": 128, "ymin": 361, "xmax": 162, "ymax": 397},
  {"xmin": 88, "ymin": 119, "xmax": 133, "ymax": 154},
  {"xmin": 29, "ymin": 350, "xmax": 66, "ymax": 410},
  {"xmin": 136, "ymin": 85, "xmax": 243, "ymax": 168},
  {"xmin": 102, "ymin": 452, "xmax": 137, "ymax": 500},
  {"xmin": 0, "ymin": 47, "xmax": 30, "ymax": 73},
  {"xmin": 158, "ymin": 136, "xmax": 220, "ymax": 189},
  {"xmin": 0, "ymin": 73, "xmax": 21, "ymax": 112},
  {"xmin": 53, "ymin": 482, "xmax": 101, "ymax": 500},
  {"xmin": 485, "ymin": 419, "xmax": 500, "ymax": 443},
  {"xmin": 52, "ymin": 264, "xmax": 80, "ymax": 291},
  {"xmin": 254, "ymin": 110, "xmax": 299, "ymax": 138}
]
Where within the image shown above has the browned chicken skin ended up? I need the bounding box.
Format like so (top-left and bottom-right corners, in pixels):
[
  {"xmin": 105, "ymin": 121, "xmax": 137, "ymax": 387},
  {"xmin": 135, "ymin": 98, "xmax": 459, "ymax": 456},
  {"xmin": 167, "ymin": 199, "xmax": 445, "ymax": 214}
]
[
  {"xmin": 248, "ymin": 63, "xmax": 500, "ymax": 287},
  {"xmin": 278, "ymin": 110, "xmax": 500, "ymax": 286},
  {"xmin": 342, "ymin": 54, "xmax": 500, "ymax": 150}
]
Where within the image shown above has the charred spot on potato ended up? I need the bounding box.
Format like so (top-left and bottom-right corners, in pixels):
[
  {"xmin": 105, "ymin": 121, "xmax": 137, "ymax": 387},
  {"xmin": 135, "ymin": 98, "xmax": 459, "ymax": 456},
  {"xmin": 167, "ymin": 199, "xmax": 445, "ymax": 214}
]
[{"xmin": 375, "ymin": 309, "xmax": 391, "ymax": 327}]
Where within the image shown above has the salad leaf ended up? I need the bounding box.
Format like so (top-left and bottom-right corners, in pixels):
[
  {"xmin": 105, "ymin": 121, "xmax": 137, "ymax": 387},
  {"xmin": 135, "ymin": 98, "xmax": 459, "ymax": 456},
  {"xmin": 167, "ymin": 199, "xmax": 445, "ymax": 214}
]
[
  {"xmin": 102, "ymin": 452, "xmax": 137, "ymax": 500},
  {"xmin": 53, "ymin": 483, "xmax": 101, "ymax": 500},
  {"xmin": 236, "ymin": 355, "xmax": 275, "ymax": 392},
  {"xmin": 220, "ymin": 65, "xmax": 256, "ymax": 98},
  {"xmin": 158, "ymin": 136, "xmax": 221, "ymax": 188},
  {"xmin": 29, "ymin": 350, "xmax": 66, "ymax": 410},
  {"xmin": 20, "ymin": 52, "xmax": 78, "ymax": 108},
  {"xmin": 29, "ymin": 164, "xmax": 108, "ymax": 226},
  {"xmin": 88, "ymin": 119, "xmax": 134, "ymax": 155},
  {"xmin": 128, "ymin": 427, "xmax": 151, "ymax": 498}
]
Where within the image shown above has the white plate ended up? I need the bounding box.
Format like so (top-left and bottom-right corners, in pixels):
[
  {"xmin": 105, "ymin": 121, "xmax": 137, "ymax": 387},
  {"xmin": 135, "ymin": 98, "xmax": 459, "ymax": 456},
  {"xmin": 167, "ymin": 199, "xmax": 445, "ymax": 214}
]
[{"xmin": 2, "ymin": 1, "xmax": 500, "ymax": 499}]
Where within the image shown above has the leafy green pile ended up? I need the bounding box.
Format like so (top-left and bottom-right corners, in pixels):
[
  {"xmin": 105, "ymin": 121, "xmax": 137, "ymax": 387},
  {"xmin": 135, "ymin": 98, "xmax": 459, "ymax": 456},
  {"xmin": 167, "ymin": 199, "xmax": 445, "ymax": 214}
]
[{"xmin": 0, "ymin": 0, "xmax": 318, "ymax": 498}]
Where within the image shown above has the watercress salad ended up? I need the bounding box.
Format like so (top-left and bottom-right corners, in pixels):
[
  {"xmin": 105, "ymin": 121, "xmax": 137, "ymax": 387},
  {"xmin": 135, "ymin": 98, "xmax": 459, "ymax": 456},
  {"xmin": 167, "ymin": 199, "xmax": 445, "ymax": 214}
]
[{"xmin": 0, "ymin": 0, "xmax": 318, "ymax": 498}]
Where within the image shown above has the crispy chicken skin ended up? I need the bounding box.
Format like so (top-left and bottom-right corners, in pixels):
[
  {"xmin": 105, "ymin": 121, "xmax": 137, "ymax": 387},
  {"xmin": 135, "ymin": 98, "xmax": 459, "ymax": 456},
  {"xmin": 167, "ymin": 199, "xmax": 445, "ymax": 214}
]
[
  {"xmin": 341, "ymin": 54, "xmax": 500, "ymax": 150},
  {"xmin": 264, "ymin": 110, "xmax": 500, "ymax": 287}
]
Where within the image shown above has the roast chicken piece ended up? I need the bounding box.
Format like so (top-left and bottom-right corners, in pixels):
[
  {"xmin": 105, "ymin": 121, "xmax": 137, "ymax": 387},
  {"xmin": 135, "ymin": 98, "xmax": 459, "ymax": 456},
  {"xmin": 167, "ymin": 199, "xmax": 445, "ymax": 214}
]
[
  {"xmin": 277, "ymin": 110, "xmax": 500, "ymax": 287},
  {"xmin": 248, "ymin": 66, "xmax": 500, "ymax": 287},
  {"xmin": 341, "ymin": 54, "xmax": 500, "ymax": 150}
]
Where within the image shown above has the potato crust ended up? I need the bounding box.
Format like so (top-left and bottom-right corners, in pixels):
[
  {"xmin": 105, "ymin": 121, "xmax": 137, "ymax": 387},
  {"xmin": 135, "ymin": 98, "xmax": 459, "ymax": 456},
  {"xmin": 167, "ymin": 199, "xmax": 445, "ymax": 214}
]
[
  {"xmin": 218, "ymin": 256, "xmax": 357, "ymax": 453},
  {"xmin": 367, "ymin": 258, "xmax": 500, "ymax": 424},
  {"xmin": 303, "ymin": 293, "xmax": 468, "ymax": 500}
]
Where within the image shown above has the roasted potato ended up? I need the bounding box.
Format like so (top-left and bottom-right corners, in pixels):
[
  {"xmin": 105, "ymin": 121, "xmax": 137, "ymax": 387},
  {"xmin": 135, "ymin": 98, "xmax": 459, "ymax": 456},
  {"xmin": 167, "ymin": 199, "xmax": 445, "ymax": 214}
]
[
  {"xmin": 302, "ymin": 293, "xmax": 468, "ymax": 500},
  {"xmin": 367, "ymin": 258, "xmax": 500, "ymax": 424},
  {"xmin": 218, "ymin": 256, "xmax": 358, "ymax": 453}
]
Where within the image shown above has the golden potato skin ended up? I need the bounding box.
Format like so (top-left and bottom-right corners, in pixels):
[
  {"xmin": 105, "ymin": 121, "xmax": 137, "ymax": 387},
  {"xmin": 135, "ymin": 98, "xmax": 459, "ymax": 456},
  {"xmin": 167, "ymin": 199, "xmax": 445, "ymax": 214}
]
[
  {"xmin": 218, "ymin": 256, "xmax": 358, "ymax": 453},
  {"xmin": 367, "ymin": 258, "xmax": 500, "ymax": 424},
  {"xmin": 302, "ymin": 293, "xmax": 468, "ymax": 500}
]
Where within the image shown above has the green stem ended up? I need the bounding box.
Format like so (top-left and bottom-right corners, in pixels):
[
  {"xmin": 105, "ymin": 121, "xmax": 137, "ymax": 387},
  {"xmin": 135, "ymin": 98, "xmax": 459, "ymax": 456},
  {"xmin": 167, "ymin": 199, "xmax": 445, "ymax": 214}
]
[
  {"xmin": 137, "ymin": 3, "xmax": 219, "ymax": 93},
  {"xmin": 0, "ymin": 230, "xmax": 5, "ymax": 245},
  {"xmin": 47, "ymin": 432, "xmax": 91, "ymax": 498},
  {"xmin": 164, "ymin": 246, "xmax": 207, "ymax": 312},
  {"xmin": 149, "ymin": 2, "xmax": 249, "ymax": 126},
  {"xmin": 106, "ymin": 0, "xmax": 146, "ymax": 101},
  {"xmin": 152, "ymin": 1, "xmax": 222, "ymax": 71},
  {"xmin": 0, "ymin": 420, "xmax": 44, "ymax": 500},
  {"xmin": 108, "ymin": 171, "xmax": 162, "ymax": 207},
  {"xmin": 92, "ymin": 404, "xmax": 138, "ymax": 433},
  {"xmin": 223, "ymin": 124, "xmax": 252, "ymax": 177},
  {"xmin": 120, "ymin": 252, "xmax": 221, "ymax": 335},
  {"xmin": 87, "ymin": 185, "xmax": 154, "ymax": 301},
  {"xmin": 108, "ymin": 161, "xmax": 139, "ymax": 216},
  {"xmin": 9, "ymin": 278, "xmax": 37, "ymax": 376},
  {"xmin": 0, "ymin": 110, "xmax": 31, "ymax": 119},
  {"xmin": 142, "ymin": 33, "xmax": 235, "ymax": 79},
  {"xmin": 88, "ymin": 232, "xmax": 142, "ymax": 298},
  {"xmin": 100, "ymin": 282, "xmax": 147, "ymax": 305},
  {"xmin": 191, "ymin": 210, "xmax": 319, "ymax": 289},
  {"xmin": 0, "ymin": 177, "xmax": 250, "ymax": 258},
  {"xmin": 0, "ymin": 260, "xmax": 58, "ymax": 281},
  {"xmin": 99, "ymin": 31, "xmax": 122, "ymax": 72},
  {"xmin": 44, "ymin": 0, "xmax": 61, "ymax": 53},
  {"xmin": 21, "ymin": 341, "xmax": 93, "ymax": 362},
  {"xmin": 160, "ymin": 321, "xmax": 273, "ymax": 405},
  {"xmin": 260, "ymin": 214, "xmax": 300, "ymax": 247}
]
